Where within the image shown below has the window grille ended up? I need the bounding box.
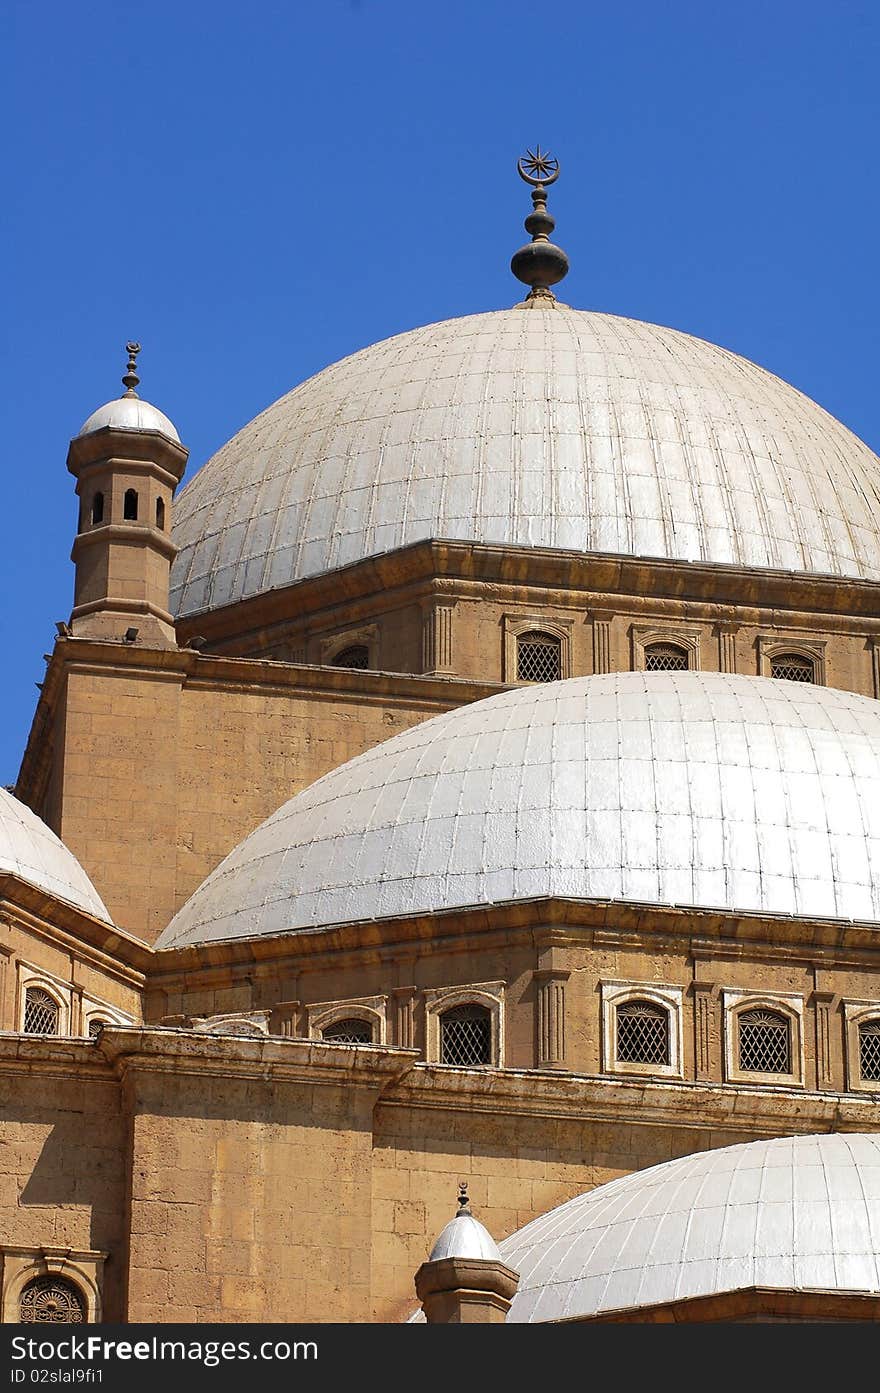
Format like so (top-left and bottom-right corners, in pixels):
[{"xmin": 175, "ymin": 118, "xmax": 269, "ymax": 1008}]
[
  {"xmin": 87, "ymin": 1018, "xmax": 108, "ymax": 1039},
  {"xmin": 770, "ymin": 653, "xmax": 814, "ymax": 683},
  {"xmin": 737, "ymin": 1008, "xmax": 791, "ymax": 1074},
  {"xmin": 517, "ymin": 632, "xmax": 561, "ymax": 683},
  {"xmin": 440, "ymin": 1004, "xmax": 492, "ymax": 1066},
  {"xmin": 616, "ymin": 1000, "xmax": 670, "ymax": 1065},
  {"xmin": 23, "ymin": 987, "xmax": 59, "ymax": 1036},
  {"xmin": 333, "ymin": 645, "xmax": 370, "ymax": 670},
  {"xmin": 321, "ymin": 1017, "xmax": 373, "ymax": 1044},
  {"xmin": 644, "ymin": 643, "xmax": 689, "ymax": 672},
  {"xmin": 859, "ymin": 1019, "xmax": 880, "ymax": 1082},
  {"xmin": 19, "ymin": 1277, "xmax": 85, "ymax": 1323}
]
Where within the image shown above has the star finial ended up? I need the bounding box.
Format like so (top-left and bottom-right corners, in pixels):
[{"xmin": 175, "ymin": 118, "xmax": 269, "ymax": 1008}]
[
  {"xmin": 517, "ymin": 145, "xmax": 560, "ymax": 187},
  {"xmin": 122, "ymin": 341, "xmax": 141, "ymax": 397}
]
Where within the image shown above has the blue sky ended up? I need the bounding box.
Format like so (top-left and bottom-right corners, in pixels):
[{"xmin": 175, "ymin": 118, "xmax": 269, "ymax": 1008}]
[{"xmin": 2, "ymin": 0, "xmax": 880, "ymax": 783}]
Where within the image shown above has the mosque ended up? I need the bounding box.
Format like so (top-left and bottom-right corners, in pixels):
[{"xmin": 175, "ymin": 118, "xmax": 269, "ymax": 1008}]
[{"xmin": 5, "ymin": 150, "xmax": 880, "ymax": 1323}]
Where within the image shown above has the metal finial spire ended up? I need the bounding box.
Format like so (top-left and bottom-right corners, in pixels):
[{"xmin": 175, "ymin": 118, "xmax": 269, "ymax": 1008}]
[
  {"xmin": 510, "ymin": 147, "xmax": 569, "ymax": 304},
  {"xmin": 122, "ymin": 341, "xmax": 141, "ymax": 397},
  {"xmin": 456, "ymin": 1180, "xmax": 471, "ymax": 1215}
]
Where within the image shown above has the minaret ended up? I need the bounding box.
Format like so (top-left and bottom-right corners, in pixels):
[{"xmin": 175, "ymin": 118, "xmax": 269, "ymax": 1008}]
[
  {"xmin": 66, "ymin": 343, "xmax": 188, "ymax": 647},
  {"xmin": 510, "ymin": 145, "xmax": 570, "ymax": 303},
  {"xmin": 415, "ymin": 1182, "xmax": 520, "ymax": 1323}
]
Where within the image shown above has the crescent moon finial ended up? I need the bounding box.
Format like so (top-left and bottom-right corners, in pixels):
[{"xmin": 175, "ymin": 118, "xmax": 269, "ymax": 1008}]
[{"xmin": 517, "ymin": 145, "xmax": 560, "ymax": 187}]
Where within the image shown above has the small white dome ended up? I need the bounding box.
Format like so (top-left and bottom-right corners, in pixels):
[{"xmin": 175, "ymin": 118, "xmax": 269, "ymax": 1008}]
[
  {"xmin": 428, "ymin": 1212, "xmax": 503, "ymax": 1263},
  {"xmin": 156, "ymin": 671, "xmax": 880, "ymax": 950},
  {"xmin": 78, "ymin": 395, "xmax": 180, "ymax": 443},
  {"xmin": 500, "ymin": 1133, "xmax": 880, "ymax": 1321},
  {"xmin": 170, "ymin": 304, "xmax": 880, "ymax": 618},
  {"xmin": 0, "ymin": 787, "xmax": 112, "ymax": 922}
]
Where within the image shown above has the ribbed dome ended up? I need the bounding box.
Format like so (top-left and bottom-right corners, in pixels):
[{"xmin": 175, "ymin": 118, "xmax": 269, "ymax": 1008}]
[
  {"xmin": 499, "ymin": 1133, "xmax": 880, "ymax": 1321},
  {"xmin": 169, "ymin": 304, "xmax": 880, "ymax": 618},
  {"xmin": 0, "ymin": 787, "xmax": 112, "ymax": 922},
  {"xmin": 78, "ymin": 395, "xmax": 180, "ymax": 443},
  {"xmin": 156, "ymin": 671, "xmax": 880, "ymax": 950}
]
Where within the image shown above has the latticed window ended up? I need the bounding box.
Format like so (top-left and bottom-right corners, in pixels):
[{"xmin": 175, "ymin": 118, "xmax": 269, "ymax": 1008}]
[
  {"xmin": 858, "ymin": 1019, "xmax": 880, "ymax": 1082},
  {"xmin": 23, "ymin": 987, "xmax": 59, "ymax": 1036},
  {"xmin": 737, "ymin": 1008, "xmax": 791, "ymax": 1074},
  {"xmin": 333, "ymin": 645, "xmax": 369, "ymax": 670},
  {"xmin": 87, "ymin": 1018, "xmax": 108, "ymax": 1039},
  {"xmin": 616, "ymin": 1000, "xmax": 670, "ymax": 1065},
  {"xmin": 517, "ymin": 632, "xmax": 561, "ymax": 683},
  {"xmin": 440, "ymin": 1004, "xmax": 492, "ymax": 1066},
  {"xmin": 321, "ymin": 1017, "xmax": 373, "ymax": 1044},
  {"xmin": 19, "ymin": 1277, "xmax": 85, "ymax": 1323},
  {"xmin": 644, "ymin": 643, "xmax": 689, "ymax": 672},
  {"xmin": 770, "ymin": 653, "xmax": 814, "ymax": 683}
]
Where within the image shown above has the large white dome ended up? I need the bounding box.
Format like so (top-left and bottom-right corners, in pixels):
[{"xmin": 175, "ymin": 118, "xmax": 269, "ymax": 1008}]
[
  {"xmin": 156, "ymin": 671, "xmax": 880, "ymax": 950},
  {"xmin": 499, "ymin": 1133, "xmax": 880, "ymax": 1321},
  {"xmin": 0, "ymin": 787, "xmax": 112, "ymax": 923},
  {"xmin": 169, "ymin": 303, "xmax": 880, "ymax": 618}
]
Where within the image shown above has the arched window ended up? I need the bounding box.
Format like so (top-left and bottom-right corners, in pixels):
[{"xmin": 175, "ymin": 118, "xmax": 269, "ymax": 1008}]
[
  {"xmin": 87, "ymin": 1018, "xmax": 110, "ymax": 1039},
  {"xmin": 23, "ymin": 987, "xmax": 59, "ymax": 1036},
  {"xmin": 91, "ymin": 492, "xmax": 104, "ymax": 525},
  {"xmin": 321, "ymin": 1018, "xmax": 373, "ymax": 1044},
  {"xmin": 858, "ymin": 1019, "xmax": 880, "ymax": 1082},
  {"xmin": 440, "ymin": 1004, "xmax": 492, "ymax": 1066},
  {"xmin": 19, "ymin": 1276, "xmax": 85, "ymax": 1323},
  {"xmin": 644, "ymin": 642, "xmax": 689, "ymax": 672},
  {"xmin": 737, "ymin": 1008, "xmax": 791, "ymax": 1074},
  {"xmin": 155, "ymin": 497, "xmax": 165, "ymax": 530},
  {"xmin": 332, "ymin": 645, "xmax": 369, "ymax": 670},
  {"xmin": 123, "ymin": 489, "xmax": 138, "ymax": 521},
  {"xmin": 616, "ymin": 999, "xmax": 670, "ymax": 1065},
  {"xmin": 770, "ymin": 653, "xmax": 814, "ymax": 683},
  {"xmin": 516, "ymin": 631, "xmax": 561, "ymax": 683}
]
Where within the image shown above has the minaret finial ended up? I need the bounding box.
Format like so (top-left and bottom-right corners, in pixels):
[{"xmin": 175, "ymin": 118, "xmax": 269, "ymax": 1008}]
[
  {"xmin": 456, "ymin": 1179, "xmax": 471, "ymax": 1215},
  {"xmin": 122, "ymin": 341, "xmax": 141, "ymax": 397},
  {"xmin": 510, "ymin": 147, "xmax": 569, "ymax": 304}
]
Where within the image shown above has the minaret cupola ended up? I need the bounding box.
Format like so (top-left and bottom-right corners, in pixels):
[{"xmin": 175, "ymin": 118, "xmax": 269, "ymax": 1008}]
[{"xmin": 66, "ymin": 343, "xmax": 188, "ymax": 647}]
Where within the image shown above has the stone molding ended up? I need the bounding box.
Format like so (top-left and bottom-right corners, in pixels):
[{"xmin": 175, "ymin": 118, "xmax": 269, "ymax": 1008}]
[
  {"xmin": 306, "ymin": 994, "xmax": 387, "ymax": 1044},
  {"xmin": 0, "ymin": 1247, "xmax": 107, "ymax": 1324},
  {"xmin": 600, "ymin": 980, "xmax": 684, "ymax": 1080},
  {"xmin": 756, "ymin": 634, "xmax": 827, "ymax": 684},
  {"xmin": 842, "ymin": 997, "xmax": 880, "ymax": 1094},
  {"xmin": 423, "ymin": 981, "xmax": 505, "ymax": 1066},
  {"xmin": 630, "ymin": 623, "xmax": 702, "ymax": 671},
  {"xmin": 722, "ymin": 988, "xmax": 806, "ymax": 1089},
  {"xmin": 502, "ymin": 614, "xmax": 573, "ymax": 683}
]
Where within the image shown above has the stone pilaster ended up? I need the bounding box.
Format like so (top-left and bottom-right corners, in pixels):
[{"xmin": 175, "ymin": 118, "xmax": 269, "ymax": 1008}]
[
  {"xmin": 271, "ymin": 999, "xmax": 300, "ymax": 1038},
  {"xmin": 421, "ymin": 601, "xmax": 456, "ymax": 675},
  {"xmin": 692, "ymin": 981, "xmax": 716, "ymax": 1081},
  {"xmin": 813, "ymin": 991, "xmax": 839, "ymax": 1089},
  {"xmin": 392, "ymin": 986, "xmax": 418, "ymax": 1049},
  {"xmin": 717, "ymin": 623, "xmax": 739, "ymax": 673},
  {"xmin": 534, "ymin": 969, "xmax": 569, "ymax": 1068},
  {"xmin": 871, "ymin": 638, "xmax": 880, "ymax": 700},
  {"xmin": 591, "ymin": 613, "xmax": 614, "ymax": 674}
]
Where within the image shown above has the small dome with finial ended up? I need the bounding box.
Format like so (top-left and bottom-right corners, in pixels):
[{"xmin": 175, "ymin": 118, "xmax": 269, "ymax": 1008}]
[
  {"xmin": 77, "ymin": 342, "xmax": 180, "ymax": 442},
  {"xmin": 510, "ymin": 146, "xmax": 569, "ymax": 303},
  {"xmin": 426, "ymin": 1182, "xmax": 503, "ymax": 1262}
]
